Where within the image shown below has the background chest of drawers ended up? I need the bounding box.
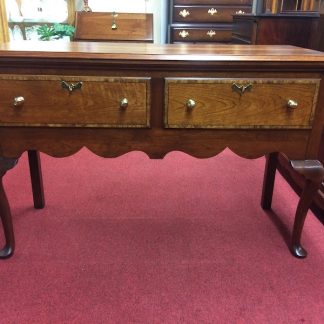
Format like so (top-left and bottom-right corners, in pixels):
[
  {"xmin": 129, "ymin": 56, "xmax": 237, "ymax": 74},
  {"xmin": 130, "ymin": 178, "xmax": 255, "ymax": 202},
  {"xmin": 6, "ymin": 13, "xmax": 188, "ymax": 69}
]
[{"xmin": 168, "ymin": 0, "xmax": 253, "ymax": 43}]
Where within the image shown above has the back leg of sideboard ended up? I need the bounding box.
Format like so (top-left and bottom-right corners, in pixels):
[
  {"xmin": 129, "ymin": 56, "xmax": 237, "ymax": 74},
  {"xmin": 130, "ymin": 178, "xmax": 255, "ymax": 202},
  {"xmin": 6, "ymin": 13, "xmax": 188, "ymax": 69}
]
[
  {"xmin": 261, "ymin": 152, "xmax": 278, "ymax": 210},
  {"xmin": 28, "ymin": 150, "xmax": 45, "ymax": 209}
]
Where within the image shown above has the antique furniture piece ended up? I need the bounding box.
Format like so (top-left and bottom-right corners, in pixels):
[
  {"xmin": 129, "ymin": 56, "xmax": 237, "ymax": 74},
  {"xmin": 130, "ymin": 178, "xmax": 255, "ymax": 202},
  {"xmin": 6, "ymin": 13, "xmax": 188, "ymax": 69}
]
[
  {"xmin": 168, "ymin": 0, "xmax": 252, "ymax": 43},
  {"xmin": 0, "ymin": 42, "xmax": 324, "ymax": 260},
  {"xmin": 74, "ymin": 12, "xmax": 153, "ymax": 43},
  {"xmin": 232, "ymin": 13, "xmax": 320, "ymax": 47}
]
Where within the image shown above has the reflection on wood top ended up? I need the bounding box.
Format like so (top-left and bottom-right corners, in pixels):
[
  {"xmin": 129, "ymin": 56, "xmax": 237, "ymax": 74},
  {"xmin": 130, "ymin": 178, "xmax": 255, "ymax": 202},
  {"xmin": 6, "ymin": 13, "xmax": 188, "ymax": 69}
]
[{"xmin": 1, "ymin": 42, "xmax": 324, "ymax": 62}]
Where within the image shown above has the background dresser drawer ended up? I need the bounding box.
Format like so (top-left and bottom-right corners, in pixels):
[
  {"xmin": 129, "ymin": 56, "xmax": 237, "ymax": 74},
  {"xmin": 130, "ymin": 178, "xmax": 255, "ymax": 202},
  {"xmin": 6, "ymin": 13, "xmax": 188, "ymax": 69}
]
[
  {"xmin": 171, "ymin": 25, "xmax": 232, "ymax": 42},
  {"xmin": 0, "ymin": 76, "xmax": 150, "ymax": 128},
  {"xmin": 165, "ymin": 78, "xmax": 319, "ymax": 129},
  {"xmin": 173, "ymin": 5, "xmax": 251, "ymax": 23}
]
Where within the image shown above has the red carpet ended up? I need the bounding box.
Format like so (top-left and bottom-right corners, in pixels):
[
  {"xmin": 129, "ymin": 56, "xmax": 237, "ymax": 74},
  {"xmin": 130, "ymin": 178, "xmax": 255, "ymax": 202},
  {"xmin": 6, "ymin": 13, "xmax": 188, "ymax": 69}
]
[{"xmin": 1, "ymin": 149, "xmax": 323, "ymax": 323}]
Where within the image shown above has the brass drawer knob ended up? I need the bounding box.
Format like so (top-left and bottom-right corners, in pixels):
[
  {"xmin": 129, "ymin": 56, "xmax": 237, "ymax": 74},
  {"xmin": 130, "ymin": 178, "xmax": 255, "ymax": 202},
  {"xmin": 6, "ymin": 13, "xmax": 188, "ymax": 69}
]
[
  {"xmin": 179, "ymin": 30, "xmax": 189, "ymax": 38},
  {"xmin": 208, "ymin": 8, "xmax": 218, "ymax": 15},
  {"xmin": 13, "ymin": 96, "xmax": 25, "ymax": 107},
  {"xmin": 186, "ymin": 99, "xmax": 196, "ymax": 110},
  {"xmin": 287, "ymin": 99, "xmax": 298, "ymax": 109},
  {"xmin": 120, "ymin": 98, "xmax": 128, "ymax": 109},
  {"xmin": 179, "ymin": 9, "xmax": 190, "ymax": 18}
]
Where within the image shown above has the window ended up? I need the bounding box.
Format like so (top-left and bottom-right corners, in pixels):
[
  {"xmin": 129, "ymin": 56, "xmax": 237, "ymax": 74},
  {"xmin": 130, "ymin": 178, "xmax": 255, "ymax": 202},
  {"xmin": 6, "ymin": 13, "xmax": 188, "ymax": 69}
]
[{"xmin": 6, "ymin": 0, "xmax": 69, "ymax": 40}]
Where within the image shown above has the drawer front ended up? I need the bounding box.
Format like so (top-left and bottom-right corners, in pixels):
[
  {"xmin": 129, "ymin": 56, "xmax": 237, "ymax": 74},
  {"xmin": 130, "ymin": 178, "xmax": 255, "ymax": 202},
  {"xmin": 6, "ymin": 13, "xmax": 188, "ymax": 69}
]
[
  {"xmin": 0, "ymin": 76, "xmax": 150, "ymax": 128},
  {"xmin": 173, "ymin": 5, "xmax": 251, "ymax": 23},
  {"xmin": 74, "ymin": 12, "xmax": 153, "ymax": 42},
  {"xmin": 171, "ymin": 27, "xmax": 232, "ymax": 42},
  {"xmin": 165, "ymin": 78, "xmax": 319, "ymax": 129},
  {"xmin": 174, "ymin": 1, "xmax": 252, "ymax": 5}
]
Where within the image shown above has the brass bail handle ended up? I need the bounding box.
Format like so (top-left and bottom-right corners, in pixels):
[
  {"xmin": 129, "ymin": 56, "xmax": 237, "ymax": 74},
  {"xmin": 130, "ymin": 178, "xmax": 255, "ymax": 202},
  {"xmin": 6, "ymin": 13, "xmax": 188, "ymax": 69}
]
[
  {"xmin": 61, "ymin": 81, "xmax": 83, "ymax": 93},
  {"xmin": 232, "ymin": 82, "xmax": 253, "ymax": 95}
]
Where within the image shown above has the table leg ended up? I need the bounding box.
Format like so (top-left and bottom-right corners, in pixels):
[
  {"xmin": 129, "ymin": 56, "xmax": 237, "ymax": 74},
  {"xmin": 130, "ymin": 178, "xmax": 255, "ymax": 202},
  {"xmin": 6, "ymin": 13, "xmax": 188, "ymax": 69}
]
[
  {"xmin": 290, "ymin": 160, "xmax": 324, "ymax": 258},
  {"xmin": 0, "ymin": 157, "xmax": 18, "ymax": 259},
  {"xmin": 261, "ymin": 153, "xmax": 279, "ymax": 210},
  {"xmin": 28, "ymin": 150, "xmax": 45, "ymax": 209}
]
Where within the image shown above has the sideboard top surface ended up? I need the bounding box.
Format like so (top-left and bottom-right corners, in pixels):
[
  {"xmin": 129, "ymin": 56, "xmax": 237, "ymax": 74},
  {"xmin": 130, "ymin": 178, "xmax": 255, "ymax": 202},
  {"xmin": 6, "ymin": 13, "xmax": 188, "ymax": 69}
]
[{"xmin": 1, "ymin": 42, "xmax": 324, "ymax": 64}]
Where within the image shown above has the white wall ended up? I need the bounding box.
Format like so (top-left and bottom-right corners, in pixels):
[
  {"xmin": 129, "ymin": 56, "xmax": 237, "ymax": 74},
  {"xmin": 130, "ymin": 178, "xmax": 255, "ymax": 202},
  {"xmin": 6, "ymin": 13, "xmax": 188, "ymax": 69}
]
[{"xmin": 76, "ymin": 0, "xmax": 167, "ymax": 43}]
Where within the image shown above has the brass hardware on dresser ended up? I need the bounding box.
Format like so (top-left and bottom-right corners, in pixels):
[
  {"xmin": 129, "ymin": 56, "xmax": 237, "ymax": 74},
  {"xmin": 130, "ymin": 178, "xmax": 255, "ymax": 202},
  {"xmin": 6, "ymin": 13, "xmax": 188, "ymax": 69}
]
[
  {"xmin": 61, "ymin": 80, "xmax": 83, "ymax": 93},
  {"xmin": 186, "ymin": 98, "xmax": 196, "ymax": 110},
  {"xmin": 168, "ymin": 0, "xmax": 252, "ymax": 43},
  {"xmin": 208, "ymin": 8, "xmax": 218, "ymax": 15},
  {"xmin": 119, "ymin": 98, "xmax": 129, "ymax": 109},
  {"xmin": 13, "ymin": 96, "xmax": 25, "ymax": 107},
  {"xmin": 111, "ymin": 12, "xmax": 118, "ymax": 30},
  {"xmin": 179, "ymin": 9, "xmax": 190, "ymax": 17},
  {"xmin": 179, "ymin": 30, "xmax": 189, "ymax": 38},
  {"xmin": 232, "ymin": 82, "xmax": 253, "ymax": 95},
  {"xmin": 287, "ymin": 99, "xmax": 298, "ymax": 110}
]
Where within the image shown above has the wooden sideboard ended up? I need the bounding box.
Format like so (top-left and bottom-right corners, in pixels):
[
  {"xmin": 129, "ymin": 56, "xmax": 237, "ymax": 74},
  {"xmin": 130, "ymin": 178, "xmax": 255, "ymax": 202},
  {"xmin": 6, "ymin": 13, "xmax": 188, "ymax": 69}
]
[
  {"xmin": 0, "ymin": 42, "xmax": 324, "ymax": 259},
  {"xmin": 168, "ymin": 0, "xmax": 252, "ymax": 43}
]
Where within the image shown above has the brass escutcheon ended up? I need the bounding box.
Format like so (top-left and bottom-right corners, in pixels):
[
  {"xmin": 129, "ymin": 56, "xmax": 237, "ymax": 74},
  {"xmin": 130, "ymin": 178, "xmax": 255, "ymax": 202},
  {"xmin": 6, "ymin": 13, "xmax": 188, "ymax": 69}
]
[
  {"xmin": 179, "ymin": 30, "xmax": 189, "ymax": 38},
  {"xmin": 207, "ymin": 30, "xmax": 216, "ymax": 37},
  {"xmin": 179, "ymin": 9, "xmax": 190, "ymax": 18},
  {"xmin": 61, "ymin": 80, "xmax": 83, "ymax": 92},
  {"xmin": 232, "ymin": 83, "xmax": 253, "ymax": 95},
  {"xmin": 208, "ymin": 8, "xmax": 218, "ymax": 15}
]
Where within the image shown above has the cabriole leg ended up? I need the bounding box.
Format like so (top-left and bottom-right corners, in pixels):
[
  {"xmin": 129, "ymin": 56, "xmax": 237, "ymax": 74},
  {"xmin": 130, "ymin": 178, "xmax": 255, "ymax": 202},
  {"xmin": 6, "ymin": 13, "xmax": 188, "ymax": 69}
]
[
  {"xmin": 290, "ymin": 160, "xmax": 324, "ymax": 258},
  {"xmin": 0, "ymin": 157, "xmax": 18, "ymax": 259}
]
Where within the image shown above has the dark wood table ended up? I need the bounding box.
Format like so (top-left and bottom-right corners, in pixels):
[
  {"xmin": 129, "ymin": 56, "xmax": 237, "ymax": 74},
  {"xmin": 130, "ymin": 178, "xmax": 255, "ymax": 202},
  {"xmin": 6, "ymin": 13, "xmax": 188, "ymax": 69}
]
[{"xmin": 0, "ymin": 42, "xmax": 323, "ymax": 259}]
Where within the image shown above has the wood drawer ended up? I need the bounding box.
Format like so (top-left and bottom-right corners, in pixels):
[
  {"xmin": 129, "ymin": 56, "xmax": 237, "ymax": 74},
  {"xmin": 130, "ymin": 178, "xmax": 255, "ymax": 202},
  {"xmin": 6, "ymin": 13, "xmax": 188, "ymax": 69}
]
[
  {"xmin": 165, "ymin": 78, "xmax": 319, "ymax": 129},
  {"xmin": 173, "ymin": 5, "xmax": 251, "ymax": 23},
  {"xmin": 0, "ymin": 76, "xmax": 150, "ymax": 128},
  {"xmin": 171, "ymin": 26, "xmax": 232, "ymax": 42},
  {"xmin": 174, "ymin": 0, "xmax": 252, "ymax": 5},
  {"xmin": 74, "ymin": 12, "xmax": 153, "ymax": 42}
]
